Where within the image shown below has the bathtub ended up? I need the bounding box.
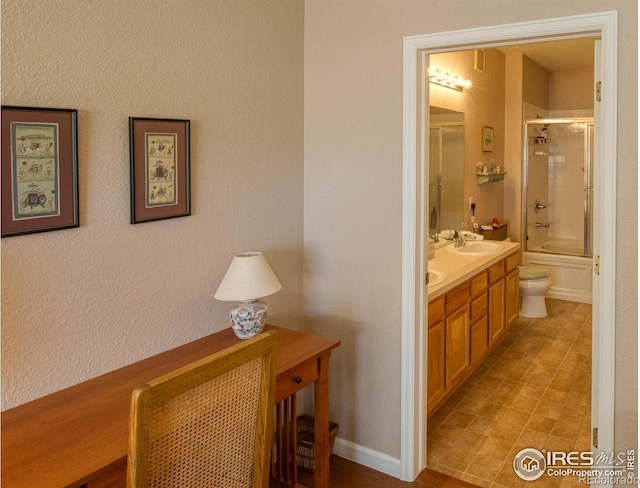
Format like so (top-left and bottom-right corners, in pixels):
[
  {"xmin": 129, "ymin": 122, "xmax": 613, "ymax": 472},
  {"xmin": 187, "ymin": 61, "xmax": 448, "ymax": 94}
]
[
  {"xmin": 523, "ymin": 238, "xmax": 592, "ymax": 303},
  {"xmin": 539, "ymin": 238, "xmax": 588, "ymax": 256}
]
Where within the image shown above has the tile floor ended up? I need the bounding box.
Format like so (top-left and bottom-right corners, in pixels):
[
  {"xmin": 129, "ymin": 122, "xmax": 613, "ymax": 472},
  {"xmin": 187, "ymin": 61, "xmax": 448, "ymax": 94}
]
[{"xmin": 427, "ymin": 298, "xmax": 592, "ymax": 487}]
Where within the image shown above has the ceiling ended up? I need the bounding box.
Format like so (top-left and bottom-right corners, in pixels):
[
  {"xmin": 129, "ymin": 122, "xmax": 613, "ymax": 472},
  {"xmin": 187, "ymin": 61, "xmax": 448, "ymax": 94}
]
[{"xmin": 498, "ymin": 37, "xmax": 597, "ymax": 72}]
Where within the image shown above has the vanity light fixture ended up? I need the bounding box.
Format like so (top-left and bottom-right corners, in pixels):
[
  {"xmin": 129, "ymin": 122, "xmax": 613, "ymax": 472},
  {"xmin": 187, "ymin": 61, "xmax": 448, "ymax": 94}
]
[{"xmin": 428, "ymin": 68, "xmax": 472, "ymax": 92}]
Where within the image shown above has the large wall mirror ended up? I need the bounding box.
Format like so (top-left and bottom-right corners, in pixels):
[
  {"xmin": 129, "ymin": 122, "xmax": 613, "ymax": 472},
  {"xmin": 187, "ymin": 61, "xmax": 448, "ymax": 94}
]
[{"xmin": 428, "ymin": 106, "xmax": 465, "ymax": 234}]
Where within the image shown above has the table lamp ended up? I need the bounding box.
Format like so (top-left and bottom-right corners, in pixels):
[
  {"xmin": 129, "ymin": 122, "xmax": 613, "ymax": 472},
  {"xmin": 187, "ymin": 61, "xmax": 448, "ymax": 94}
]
[{"xmin": 214, "ymin": 252, "xmax": 282, "ymax": 339}]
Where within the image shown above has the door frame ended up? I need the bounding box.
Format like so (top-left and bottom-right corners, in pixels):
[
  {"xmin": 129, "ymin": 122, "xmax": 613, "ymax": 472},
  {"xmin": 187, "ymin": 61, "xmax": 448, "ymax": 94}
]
[{"xmin": 401, "ymin": 11, "xmax": 617, "ymax": 481}]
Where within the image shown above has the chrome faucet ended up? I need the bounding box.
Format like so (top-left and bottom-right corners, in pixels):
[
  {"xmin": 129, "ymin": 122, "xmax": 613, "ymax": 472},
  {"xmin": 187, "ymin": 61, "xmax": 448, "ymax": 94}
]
[
  {"xmin": 454, "ymin": 232, "xmax": 476, "ymax": 247},
  {"xmin": 534, "ymin": 199, "xmax": 547, "ymax": 213}
]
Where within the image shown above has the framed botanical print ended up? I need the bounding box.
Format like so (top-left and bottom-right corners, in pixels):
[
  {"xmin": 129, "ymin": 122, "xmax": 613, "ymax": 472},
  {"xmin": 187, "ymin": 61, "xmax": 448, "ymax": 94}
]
[
  {"xmin": 1, "ymin": 106, "xmax": 79, "ymax": 237},
  {"xmin": 482, "ymin": 125, "xmax": 494, "ymax": 152},
  {"xmin": 129, "ymin": 117, "xmax": 191, "ymax": 224}
]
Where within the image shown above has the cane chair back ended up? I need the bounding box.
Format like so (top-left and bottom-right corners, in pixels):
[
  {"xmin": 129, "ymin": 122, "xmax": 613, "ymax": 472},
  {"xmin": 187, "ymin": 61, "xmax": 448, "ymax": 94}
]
[{"xmin": 127, "ymin": 331, "xmax": 278, "ymax": 488}]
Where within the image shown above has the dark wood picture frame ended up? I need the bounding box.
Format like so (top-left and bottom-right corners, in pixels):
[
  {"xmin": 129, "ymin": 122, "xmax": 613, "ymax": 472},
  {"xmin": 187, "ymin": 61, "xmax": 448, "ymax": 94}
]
[
  {"xmin": 129, "ymin": 117, "xmax": 191, "ymax": 224},
  {"xmin": 1, "ymin": 106, "xmax": 79, "ymax": 237}
]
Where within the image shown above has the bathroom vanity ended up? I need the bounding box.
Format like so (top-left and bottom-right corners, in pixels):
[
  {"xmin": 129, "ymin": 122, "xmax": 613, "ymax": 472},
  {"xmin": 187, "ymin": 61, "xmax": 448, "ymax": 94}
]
[{"xmin": 426, "ymin": 241, "xmax": 520, "ymax": 416}]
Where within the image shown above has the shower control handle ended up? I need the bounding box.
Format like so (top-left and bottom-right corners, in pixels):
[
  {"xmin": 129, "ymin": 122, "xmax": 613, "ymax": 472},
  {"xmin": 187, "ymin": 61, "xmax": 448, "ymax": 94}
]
[
  {"xmin": 536, "ymin": 222, "xmax": 550, "ymax": 228},
  {"xmin": 534, "ymin": 199, "xmax": 547, "ymax": 213}
]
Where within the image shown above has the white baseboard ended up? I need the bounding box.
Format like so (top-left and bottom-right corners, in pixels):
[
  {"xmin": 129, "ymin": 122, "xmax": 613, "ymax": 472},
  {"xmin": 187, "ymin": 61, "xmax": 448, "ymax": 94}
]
[
  {"xmin": 332, "ymin": 436, "xmax": 402, "ymax": 479},
  {"xmin": 546, "ymin": 289, "xmax": 592, "ymax": 304}
]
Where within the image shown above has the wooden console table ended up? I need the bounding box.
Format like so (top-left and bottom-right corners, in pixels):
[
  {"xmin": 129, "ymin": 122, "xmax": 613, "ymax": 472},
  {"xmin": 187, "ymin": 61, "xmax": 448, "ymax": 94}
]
[{"xmin": 1, "ymin": 325, "xmax": 340, "ymax": 488}]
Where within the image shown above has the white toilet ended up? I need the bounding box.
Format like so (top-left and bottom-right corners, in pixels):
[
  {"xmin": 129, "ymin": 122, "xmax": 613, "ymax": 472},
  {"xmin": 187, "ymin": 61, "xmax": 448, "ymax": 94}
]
[{"xmin": 519, "ymin": 266, "xmax": 551, "ymax": 318}]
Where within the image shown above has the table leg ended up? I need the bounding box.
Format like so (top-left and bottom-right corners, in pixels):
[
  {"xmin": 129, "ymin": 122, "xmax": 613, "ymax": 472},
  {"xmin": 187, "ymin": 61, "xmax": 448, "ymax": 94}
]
[{"xmin": 313, "ymin": 351, "xmax": 332, "ymax": 488}]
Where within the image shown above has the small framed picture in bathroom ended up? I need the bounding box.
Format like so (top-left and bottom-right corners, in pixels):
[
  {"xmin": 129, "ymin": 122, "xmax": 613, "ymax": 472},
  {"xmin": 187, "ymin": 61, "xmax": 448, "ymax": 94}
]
[{"xmin": 482, "ymin": 126, "xmax": 493, "ymax": 152}]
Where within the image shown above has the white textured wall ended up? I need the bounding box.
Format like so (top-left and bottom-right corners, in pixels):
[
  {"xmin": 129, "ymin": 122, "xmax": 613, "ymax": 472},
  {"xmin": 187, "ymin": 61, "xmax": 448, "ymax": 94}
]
[
  {"xmin": 1, "ymin": 0, "xmax": 304, "ymax": 409},
  {"xmin": 304, "ymin": 0, "xmax": 637, "ymax": 463}
]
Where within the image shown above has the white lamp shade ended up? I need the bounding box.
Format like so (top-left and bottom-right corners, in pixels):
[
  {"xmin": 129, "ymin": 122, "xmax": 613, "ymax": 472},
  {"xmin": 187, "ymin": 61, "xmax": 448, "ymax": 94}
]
[{"xmin": 214, "ymin": 252, "xmax": 282, "ymax": 302}]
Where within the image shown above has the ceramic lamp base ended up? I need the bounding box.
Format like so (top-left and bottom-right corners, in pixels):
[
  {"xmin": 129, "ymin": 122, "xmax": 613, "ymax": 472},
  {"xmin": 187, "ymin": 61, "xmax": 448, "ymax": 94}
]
[{"xmin": 230, "ymin": 299, "xmax": 268, "ymax": 339}]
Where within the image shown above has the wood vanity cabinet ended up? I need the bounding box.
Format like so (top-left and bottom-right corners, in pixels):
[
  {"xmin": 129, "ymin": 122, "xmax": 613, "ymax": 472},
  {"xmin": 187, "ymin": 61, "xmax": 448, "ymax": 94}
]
[
  {"xmin": 427, "ymin": 249, "xmax": 520, "ymax": 416},
  {"xmin": 427, "ymin": 281, "xmax": 473, "ymax": 415}
]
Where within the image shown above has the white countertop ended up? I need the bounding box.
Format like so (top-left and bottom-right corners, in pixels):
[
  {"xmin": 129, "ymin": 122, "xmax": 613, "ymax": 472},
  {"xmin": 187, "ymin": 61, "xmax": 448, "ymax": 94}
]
[{"xmin": 427, "ymin": 240, "xmax": 520, "ymax": 301}]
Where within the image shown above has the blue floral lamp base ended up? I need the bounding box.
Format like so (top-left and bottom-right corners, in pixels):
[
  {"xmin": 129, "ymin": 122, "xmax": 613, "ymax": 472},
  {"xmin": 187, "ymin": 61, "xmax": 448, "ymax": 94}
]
[{"xmin": 230, "ymin": 299, "xmax": 268, "ymax": 339}]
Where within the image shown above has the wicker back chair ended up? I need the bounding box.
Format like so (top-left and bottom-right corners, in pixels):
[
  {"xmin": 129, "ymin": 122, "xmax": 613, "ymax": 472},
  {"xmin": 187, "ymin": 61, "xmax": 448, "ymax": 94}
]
[{"xmin": 127, "ymin": 331, "xmax": 278, "ymax": 488}]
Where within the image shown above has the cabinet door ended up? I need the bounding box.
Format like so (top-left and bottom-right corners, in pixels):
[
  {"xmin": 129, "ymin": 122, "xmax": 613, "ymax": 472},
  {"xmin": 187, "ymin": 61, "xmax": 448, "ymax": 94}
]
[
  {"xmin": 427, "ymin": 320, "xmax": 446, "ymax": 414},
  {"xmin": 445, "ymin": 304, "xmax": 470, "ymax": 390},
  {"xmin": 488, "ymin": 279, "xmax": 505, "ymax": 345},
  {"xmin": 488, "ymin": 260, "xmax": 505, "ymax": 284},
  {"xmin": 470, "ymin": 316, "xmax": 488, "ymax": 366},
  {"xmin": 429, "ymin": 297, "xmax": 445, "ymax": 329},
  {"xmin": 505, "ymin": 268, "xmax": 519, "ymax": 328}
]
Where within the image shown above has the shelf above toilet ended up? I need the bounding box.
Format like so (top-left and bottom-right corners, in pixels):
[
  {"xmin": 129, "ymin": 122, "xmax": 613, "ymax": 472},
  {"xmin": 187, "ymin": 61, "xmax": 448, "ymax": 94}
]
[{"xmin": 476, "ymin": 172, "xmax": 506, "ymax": 184}]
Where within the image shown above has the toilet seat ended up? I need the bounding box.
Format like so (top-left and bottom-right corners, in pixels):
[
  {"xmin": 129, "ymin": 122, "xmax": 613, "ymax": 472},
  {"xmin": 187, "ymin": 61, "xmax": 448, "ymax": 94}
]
[{"xmin": 519, "ymin": 266, "xmax": 550, "ymax": 282}]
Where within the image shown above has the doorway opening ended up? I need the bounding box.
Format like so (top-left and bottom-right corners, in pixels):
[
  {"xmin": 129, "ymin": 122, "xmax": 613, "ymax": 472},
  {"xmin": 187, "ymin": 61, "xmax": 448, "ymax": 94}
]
[
  {"xmin": 426, "ymin": 42, "xmax": 597, "ymax": 485},
  {"xmin": 401, "ymin": 12, "xmax": 617, "ymax": 483}
]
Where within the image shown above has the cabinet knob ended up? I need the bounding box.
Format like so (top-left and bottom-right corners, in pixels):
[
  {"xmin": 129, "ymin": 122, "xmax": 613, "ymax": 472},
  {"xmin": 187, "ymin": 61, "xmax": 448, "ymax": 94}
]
[{"xmin": 294, "ymin": 376, "xmax": 302, "ymax": 384}]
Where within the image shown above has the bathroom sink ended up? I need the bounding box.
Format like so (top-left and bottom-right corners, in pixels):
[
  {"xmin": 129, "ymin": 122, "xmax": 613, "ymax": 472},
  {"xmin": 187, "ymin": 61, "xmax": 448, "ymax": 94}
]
[
  {"xmin": 446, "ymin": 241, "xmax": 502, "ymax": 255},
  {"xmin": 427, "ymin": 269, "xmax": 445, "ymax": 287}
]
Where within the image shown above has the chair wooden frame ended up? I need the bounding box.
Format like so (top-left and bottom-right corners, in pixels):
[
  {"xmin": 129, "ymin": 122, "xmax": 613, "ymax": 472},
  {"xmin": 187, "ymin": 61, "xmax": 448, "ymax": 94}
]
[{"xmin": 127, "ymin": 331, "xmax": 278, "ymax": 488}]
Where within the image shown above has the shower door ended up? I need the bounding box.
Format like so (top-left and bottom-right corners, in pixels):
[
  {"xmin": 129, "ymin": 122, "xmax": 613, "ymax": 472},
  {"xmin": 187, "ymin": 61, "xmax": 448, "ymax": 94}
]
[{"xmin": 524, "ymin": 119, "xmax": 594, "ymax": 257}]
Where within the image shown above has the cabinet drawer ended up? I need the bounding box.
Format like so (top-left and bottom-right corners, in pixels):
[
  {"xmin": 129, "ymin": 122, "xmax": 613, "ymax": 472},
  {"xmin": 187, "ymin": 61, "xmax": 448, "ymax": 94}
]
[
  {"xmin": 506, "ymin": 251, "xmax": 519, "ymax": 272},
  {"xmin": 429, "ymin": 296, "xmax": 445, "ymax": 329},
  {"xmin": 488, "ymin": 260, "xmax": 505, "ymax": 283},
  {"xmin": 470, "ymin": 271, "xmax": 487, "ymax": 298},
  {"xmin": 446, "ymin": 282, "xmax": 470, "ymax": 315},
  {"xmin": 470, "ymin": 292, "xmax": 488, "ymax": 323},
  {"xmin": 276, "ymin": 358, "xmax": 318, "ymax": 402}
]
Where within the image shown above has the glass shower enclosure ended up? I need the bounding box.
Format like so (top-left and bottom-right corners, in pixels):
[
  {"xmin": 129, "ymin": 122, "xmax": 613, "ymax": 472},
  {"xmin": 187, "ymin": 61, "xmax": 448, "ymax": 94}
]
[{"xmin": 523, "ymin": 118, "xmax": 594, "ymax": 257}]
